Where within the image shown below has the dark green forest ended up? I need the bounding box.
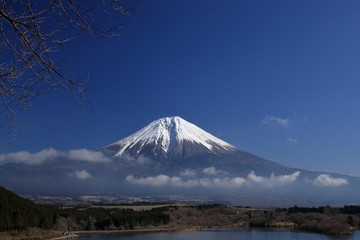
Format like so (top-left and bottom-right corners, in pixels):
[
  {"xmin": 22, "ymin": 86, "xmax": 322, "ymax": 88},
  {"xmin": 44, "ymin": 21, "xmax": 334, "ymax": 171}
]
[
  {"xmin": 55, "ymin": 207, "xmax": 170, "ymax": 231},
  {"xmin": 0, "ymin": 186, "xmax": 55, "ymax": 230},
  {"xmin": 1, "ymin": 186, "xmax": 360, "ymax": 236},
  {"xmin": 0, "ymin": 186, "xmax": 169, "ymax": 231}
]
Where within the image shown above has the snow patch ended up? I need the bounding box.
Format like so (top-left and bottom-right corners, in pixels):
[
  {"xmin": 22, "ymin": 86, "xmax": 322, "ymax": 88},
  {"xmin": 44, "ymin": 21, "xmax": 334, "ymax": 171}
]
[{"xmin": 103, "ymin": 116, "xmax": 236, "ymax": 157}]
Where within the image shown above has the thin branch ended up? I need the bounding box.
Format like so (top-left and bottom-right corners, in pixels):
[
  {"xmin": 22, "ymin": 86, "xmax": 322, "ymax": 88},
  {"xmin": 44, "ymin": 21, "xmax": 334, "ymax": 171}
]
[{"xmin": 0, "ymin": 0, "xmax": 137, "ymax": 138}]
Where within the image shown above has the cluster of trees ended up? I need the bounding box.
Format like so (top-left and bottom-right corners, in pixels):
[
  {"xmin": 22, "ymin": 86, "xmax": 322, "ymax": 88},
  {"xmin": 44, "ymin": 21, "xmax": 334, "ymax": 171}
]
[
  {"xmin": 341, "ymin": 205, "xmax": 360, "ymax": 214},
  {"xmin": 166, "ymin": 204, "xmax": 242, "ymax": 228},
  {"xmin": 2, "ymin": 186, "xmax": 360, "ymax": 236},
  {"xmin": 246, "ymin": 205, "xmax": 360, "ymax": 235},
  {"xmin": 286, "ymin": 205, "xmax": 332, "ymax": 214},
  {"xmin": 0, "ymin": 186, "xmax": 169, "ymax": 232},
  {"xmin": 0, "ymin": 186, "xmax": 55, "ymax": 230},
  {"xmin": 165, "ymin": 204, "xmax": 360, "ymax": 235},
  {"xmin": 55, "ymin": 207, "xmax": 170, "ymax": 231}
]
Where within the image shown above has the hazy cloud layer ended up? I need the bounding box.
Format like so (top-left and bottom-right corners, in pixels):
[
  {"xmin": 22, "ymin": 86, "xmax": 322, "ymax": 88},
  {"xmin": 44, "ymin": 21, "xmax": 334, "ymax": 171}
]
[
  {"xmin": 313, "ymin": 174, "xmax": 348, "ymax": 187},
  {"xmin": 0, "ymin": 148, "xmax": 110, "ymax": 165},
  {"xmin": 202, "ymin": 167, "xmax": 227, "ymax": 175},
  {"xmin": 0, "ymin": 148, "xmax": 61, "ymax": 165},
  {"xmin": 126, "ymin": 171, "xmax": 301, "ymax": 188},
  {"xmin": 262, "ymin": 115, "xmax": 290, "ymax": 127},
  {"xmin": 68, "ymin": 149, "xmax": 110, "ymax": 162},
  {"xmin": 180, "ymin": 168, "xmax": 197, "ymax": 177},
  {"xmin": 248, "ymin": 171, "xmax": 301, "ymax": 187},
  {"xmin": 73, "ymin": 170, "xmax": 92, "ymax": 180},
  {"xmin": 126, "ymin": 175, "xmax": 199, "ymax": 187}
]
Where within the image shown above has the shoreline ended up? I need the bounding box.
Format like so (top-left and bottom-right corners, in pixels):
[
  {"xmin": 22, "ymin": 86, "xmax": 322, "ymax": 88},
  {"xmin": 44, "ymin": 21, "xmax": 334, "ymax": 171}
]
[
  {"xmin": 48, "ymin": 227, "xmax": 200, "ymax": 240},
  {"xmin": 64, "ymin": 224, "xmax": 358, "ymax": 238},
  {"xmin": 1, "ymin": 225, "xmax": 357, "ymax": 240},
  {"xmin": 73, "ymin": 226, "xmax": 203, "ymax": 235},
  {"xmin": 50, "ymin": 234, "xmax": 79, "ymax": 240},
  {"xmin": 45, "ymin": 227, "xmax": 202, "ymax": 240}
]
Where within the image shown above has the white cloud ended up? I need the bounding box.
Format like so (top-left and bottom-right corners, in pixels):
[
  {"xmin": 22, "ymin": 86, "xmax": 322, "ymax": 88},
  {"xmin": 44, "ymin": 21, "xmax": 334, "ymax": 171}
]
[
  {"xmin": 286, "ymin": 138, "xmax": 298, "ymax": 144},
  {"xmin": 247, "ymin": 171, "xmax": 300, "ymax": 187},
  {"xmin": 203, "ymin": 167, "xmax": 217, "ymax": 175},
  {"xmin": 262, "ymin": 115, "xmax": 290, "ymax": 127},
  {"xmin": 126, "ymin": 174, "xmax": 200, "ymax": 187},
  {"xmin": 270, "ymin": 171, "xmax": 301, "ymax": 186},
  {"xmin": 247, "ymin": 171, "xmax": 266, "ymax": 184},
  {"xmin": 202, "ymin": 167, "xmax": 227, "ymax": 175},
  {"xmin": 0, "ymin": 148, "xmax": 111, "ymax": 165},
  {"xmin": 68, "ymin": 149, "xmax": 110, "ymax": 163},
  {"xmin": 230, "ymin": 177, "xmax": 248, "ymax": 186},
  {"xmin": 126, "ymin": 171, "xmax": 300, "ymax": 188},
  {"xmin": 126, "ymin": 174, "xmax": 246, "ymax": 188},
  {"xmin": 180, "ymin": 169, "xmax": 197, "ymax": 177},
  {"xmin": 0, "ymin": 148, "xmax": 61, "ymax": 165},
  {"xmin": 126, "ymin": 174, "xmax": 170, "ymax": 186},
  {"xmin": 170, "ymin": 177, "xmax": 200, "ymax": 187},
  {"xmin": 74, "ymin": 170, "xmax": 91, "ymax": 180},
  {"xmin": 212, "ymin": 177, "xmax": 247, "ymax": 187},
  {"xmin": 313, "ymin": 174, "xmax": 348, "ymax": 187}
]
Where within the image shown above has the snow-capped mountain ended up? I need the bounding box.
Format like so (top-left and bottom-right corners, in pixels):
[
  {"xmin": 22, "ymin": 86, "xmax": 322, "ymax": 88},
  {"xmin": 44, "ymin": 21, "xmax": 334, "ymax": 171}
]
[
  {"xmin": 100, "ymin": 116, "xmax": 237, "ymax": 159},
  {"xmin": 1, "ymin": 116, "xmax": 359, "ymax": 206},
  {"xmin": 99, "ymin": 116, "xmax": 290, "ymax": 175}
]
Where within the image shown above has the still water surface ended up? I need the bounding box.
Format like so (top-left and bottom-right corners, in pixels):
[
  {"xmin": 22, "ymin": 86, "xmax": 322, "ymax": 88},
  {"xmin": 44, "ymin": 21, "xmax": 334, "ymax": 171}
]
[{"xmin": 79, "ymin": 228, "xmax": 360, "ymax": 240}]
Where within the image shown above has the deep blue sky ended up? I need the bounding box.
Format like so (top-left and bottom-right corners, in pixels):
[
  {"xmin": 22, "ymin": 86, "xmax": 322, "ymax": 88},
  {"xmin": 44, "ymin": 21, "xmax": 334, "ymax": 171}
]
[{"xmin": 3, "ymin": 0, "xmax": 360, "ymax": 176}]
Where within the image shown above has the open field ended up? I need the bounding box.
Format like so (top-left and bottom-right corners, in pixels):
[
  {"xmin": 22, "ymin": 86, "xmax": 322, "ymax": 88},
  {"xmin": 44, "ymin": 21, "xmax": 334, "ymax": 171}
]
[{"xmin": 91, "ymin": 204, "xmax": 186, "ymax": 211}]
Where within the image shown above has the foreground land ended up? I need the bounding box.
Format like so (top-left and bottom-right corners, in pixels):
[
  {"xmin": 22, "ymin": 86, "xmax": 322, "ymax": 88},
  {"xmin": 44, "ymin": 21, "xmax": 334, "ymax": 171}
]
[
  {"xmin": 2, "ymin": 186, "xmax": 360, "ymax": 239},
  {"xmin": 2, "ymin": 204, "xmax": 360, "ymax": 239}
]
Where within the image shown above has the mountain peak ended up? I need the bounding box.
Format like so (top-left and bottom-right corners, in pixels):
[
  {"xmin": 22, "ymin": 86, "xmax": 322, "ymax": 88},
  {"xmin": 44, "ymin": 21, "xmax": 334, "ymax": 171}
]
[{"xmin": 101, "ymin": 116, "xmax": 236, "ymax": 158}]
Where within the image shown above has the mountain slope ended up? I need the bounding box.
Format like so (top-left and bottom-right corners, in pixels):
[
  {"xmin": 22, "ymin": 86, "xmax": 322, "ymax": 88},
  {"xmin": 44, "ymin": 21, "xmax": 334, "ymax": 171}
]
[
  {"xmin": 100, "ymin": 116, "xmax": 237, "ymax": 158},
  {"xmin": 99, "ymin": 116, "xmax": 291, "ymax": 174}
]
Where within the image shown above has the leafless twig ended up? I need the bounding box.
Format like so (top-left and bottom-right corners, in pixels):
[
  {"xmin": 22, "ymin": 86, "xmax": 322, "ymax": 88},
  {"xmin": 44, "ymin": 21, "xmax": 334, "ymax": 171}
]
[{"xmin": 0, "ymin": 0, "xmax": 136, "ymax": 136}]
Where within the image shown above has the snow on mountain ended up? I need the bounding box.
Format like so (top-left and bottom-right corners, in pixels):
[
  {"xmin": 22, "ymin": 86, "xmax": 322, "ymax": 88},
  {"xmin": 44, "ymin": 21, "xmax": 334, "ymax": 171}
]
[{"xmin": 101, "ymin": 116, "xmax": 237, "ymax": 158}]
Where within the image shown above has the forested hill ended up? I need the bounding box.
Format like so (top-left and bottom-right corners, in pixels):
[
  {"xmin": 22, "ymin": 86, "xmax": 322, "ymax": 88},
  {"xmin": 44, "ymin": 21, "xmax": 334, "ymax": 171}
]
[
  {"xmin": 0, "ymin": 186, "xmax": 55, "ymax": 230},
  {"xmin": 0, "ymin": 186, "xmax": 170, "ymax": 232}
]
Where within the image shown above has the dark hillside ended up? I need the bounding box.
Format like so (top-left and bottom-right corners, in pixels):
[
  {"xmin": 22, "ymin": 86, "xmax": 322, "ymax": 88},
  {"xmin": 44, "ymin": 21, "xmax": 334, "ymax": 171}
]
[{"xmin": 0, "ymin": 186, "xmax": 55, "ymax": 230}]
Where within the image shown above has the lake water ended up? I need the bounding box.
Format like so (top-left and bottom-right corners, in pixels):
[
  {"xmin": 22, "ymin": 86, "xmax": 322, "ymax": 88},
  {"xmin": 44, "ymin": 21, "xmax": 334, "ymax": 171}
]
[{"xmin": 78, "ymin": 228, "xmax": 360, "ymax": 240}]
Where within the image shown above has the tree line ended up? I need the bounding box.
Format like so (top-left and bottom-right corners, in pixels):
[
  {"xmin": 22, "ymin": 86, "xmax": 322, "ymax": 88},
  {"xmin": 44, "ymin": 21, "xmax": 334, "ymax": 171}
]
[
  {"xmin": 0, "ymin": 186, "xmax": 169, "ymax": 231},
  {"xmin": 2, "ymin": 185, "xmax": 360, "ymax": 236}
]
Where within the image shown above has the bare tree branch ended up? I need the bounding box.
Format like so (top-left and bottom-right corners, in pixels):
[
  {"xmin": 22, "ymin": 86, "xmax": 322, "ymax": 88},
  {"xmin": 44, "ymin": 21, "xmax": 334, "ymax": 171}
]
[{"xmin": 0, "ymin": 0, "xmax": 136, "ymax": 136}]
